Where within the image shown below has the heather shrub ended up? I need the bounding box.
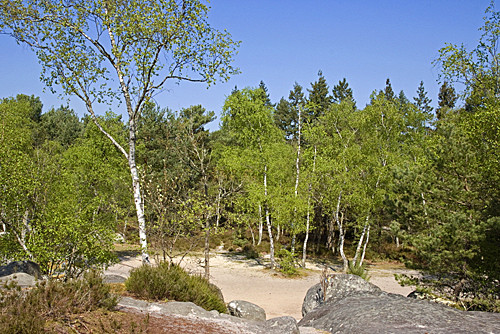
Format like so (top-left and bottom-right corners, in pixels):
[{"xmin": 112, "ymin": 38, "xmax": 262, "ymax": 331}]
[
  {"xmin": 0, "ymin": 270, "xmax": 118, "ymax": 333},
  {"xmin": 125, "ymin": 262, "xmax": 227, "ymax": 313}
]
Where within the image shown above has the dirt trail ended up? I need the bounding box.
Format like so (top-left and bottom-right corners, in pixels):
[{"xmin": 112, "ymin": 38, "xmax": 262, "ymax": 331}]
[{"xmin": 105, "ymin": 253, "xmax": 418, "ymax": 320}]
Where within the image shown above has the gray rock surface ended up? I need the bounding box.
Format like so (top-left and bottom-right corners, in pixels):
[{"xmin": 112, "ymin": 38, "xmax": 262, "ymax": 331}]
[
  {"xmin": 117, "ymin": 296, "xmax": 300, "ymax": 334},
  {"xmin": 0, "ymin": 260, "xmax": 42, "ymax": 279},
  {"xmin": 227, "ymin": 299, "xmax": 266, "ymax": 321},
  {"xmin": 0, "ymin": 272, "xmax": 37, "ymax": 287},
  {"xmin": 103, "ymin": 274, "xmax": 127, "ymax": 284},
  {"xmin": 264, "ymin": 316, "xmax": 300, "ymax": 334},
  {"xmin": 302, "ymin": 274, "xmax": 381, "ymax": 317},
  {"xmin": 299, "ymin": 275, "xmax": 500, "ymax": 334}
]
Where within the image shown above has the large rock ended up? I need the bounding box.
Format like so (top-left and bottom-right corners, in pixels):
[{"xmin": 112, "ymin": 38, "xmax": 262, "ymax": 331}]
[
  {"xmin": 103, "ymin": 274, "xmax": 127, "ymax": 284},
  {"xmin": 227, "ymin": 300, "xmax": 266, "ymax": 321},
  {"xmin": 0, "ymin": 260, "xmax": 42, "ymax": 279},
  {"xmin": 302, "ymin": 274, "xmax": 381, "ymax": 316},
  {"xmin": 117, "ymin": 296, "xmax": 298, "ymax": 334},
  {"xmin": 299, "ymin": 275, "xmax": 500, "ymax": 334},
  {"xmin": 0, "ymin": 272, "xmax": 37, "ymax": 287}
]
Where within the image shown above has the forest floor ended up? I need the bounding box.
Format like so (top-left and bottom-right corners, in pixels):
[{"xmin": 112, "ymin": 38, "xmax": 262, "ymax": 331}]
[{"xmin": 106, "ymin": 248, "xmax": 419, "ymax": 320}]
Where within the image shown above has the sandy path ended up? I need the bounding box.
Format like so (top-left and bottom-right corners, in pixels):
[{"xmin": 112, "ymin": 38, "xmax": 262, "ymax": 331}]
[{"xmin": 106, "ymin": 253, "xmax": 417, "ymax": 320}]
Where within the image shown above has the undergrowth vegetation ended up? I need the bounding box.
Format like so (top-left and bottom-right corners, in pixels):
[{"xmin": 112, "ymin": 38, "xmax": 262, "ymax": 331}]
[
  {"xmin": 0, "ymin": 270, "xmax": 118, "ymax": 333},
  {"xmin": 125, "ymin": 262, "xmax": 227, "ymax": 313}
]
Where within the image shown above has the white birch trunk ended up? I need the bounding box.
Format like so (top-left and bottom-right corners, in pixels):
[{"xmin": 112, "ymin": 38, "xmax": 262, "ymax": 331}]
[
  {"xmin": 421, "ymin": 192, "xmax": 429, "ymax": 227},
  {"xmin": 249, "ymin": 221, "xmax": 255, "ymax": 246},
  {"xmin": 302, "ymin": 144, "xmax": 316, "ymax": 268},
  {"xmin": 291, "ymin": 106, "xmax": 302, "ymax": 254},
  {"xmin": 130, "ymin": 160, "xmax": 149, "ymax": 263},
  {"xmin": 264, "ymin": 164, "xmax": 275, "ymax": 269},
  {"xmin": 334, "ymin": 191, "xmax": 348, "ymax": 272},
  {"xmin": 302, "ymin": 209, "xmax": 311, "ymax": 268},
  {"xmin": 352, "ymin": 216, "xmax": 369, "ymax": 267},
  {"xmin": 258, "ymin": 204, "xmax": 263, "ymax": 245},
  {"xmin": 359, "ymin": 224, "xmax": 370, "ymax": 266}
]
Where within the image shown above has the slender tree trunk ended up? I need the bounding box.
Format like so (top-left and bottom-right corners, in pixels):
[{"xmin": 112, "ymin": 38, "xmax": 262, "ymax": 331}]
[
  {"xmin": 326, "ymin": 219, "xmax": 335, "ymax": 250},
  {"xmin": 302, "ymin": 145, "xmax": 316, "ymax": 268},
  {"xmin": 291, "ymin": 106, "xmax": 302, "ymax": 255},
  {"xmin": 258, "ymin": 204, "xmax": 263, "ymax": 245},
  {"xmin": 352, "ymin": 216, "xmax": 369, "ymax": 267},
  {"xmin": 421, "ymin": 192, "xmax": 429, "ymax": 227},
  {"xmin": 129, "ymin": 122, "xmax": 150, "ymax": 264},
  {"xmin": 334, "ymin": 192, "xmax": 348, "ymax": 272},
  {"xmin": 359, "ymin": 224, "xmax": 370, "ymax": 266},
  {"xmin": 215, "ymin": 185, "xmax": 222, "ymax": 230},
  {"xmin": 264, "ymin": 164, "xmax": 275, "ymax": 269},
  {"xmin": 203, "ymin": 179, "xmax": 210, "ymax": 280},
  {"xmin": 302, "ymin": 209, "xmax": 311, "ymax": 268},
  {"xmin": 204, "ymin": 216, "xmax": 210, "ymax": 279},
  {"xmin": 249, "ymin": 221, "xmax": 255, "ymax": 246}
]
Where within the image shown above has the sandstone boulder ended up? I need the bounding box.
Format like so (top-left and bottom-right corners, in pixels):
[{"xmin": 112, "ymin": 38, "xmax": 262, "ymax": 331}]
[
  {"xmin": 227, "ymin": 299, "xmax": 266, "ymax": 321},
  {"xmin": 0, "ymin": 272, "xmax": 37, "ymax": 287},
  {"xmin": 299, "ymin": 274, "xmax": 500, "ymax": 334},
  {"xmin": 302, "ymin": 274, "xmax": 382, "ymax": 316},
  {"xmin": 117, "ymin": 296, "xmax": 299, "ymax": 334},
  {"xmin": 0, "ymin": 260, "xmax": 42, "ymax": 279}
]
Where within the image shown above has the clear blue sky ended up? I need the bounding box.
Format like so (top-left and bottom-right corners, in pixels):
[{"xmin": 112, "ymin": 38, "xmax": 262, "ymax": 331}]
[{"xmin": 0, "ymin": 0, "xmax": 492, "ymax": 131}]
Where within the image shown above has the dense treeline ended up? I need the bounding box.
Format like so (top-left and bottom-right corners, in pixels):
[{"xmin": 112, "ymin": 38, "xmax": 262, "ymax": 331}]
[{"xmin": 1, "ymin": 1, "xmax": 499, "ymax": 311}]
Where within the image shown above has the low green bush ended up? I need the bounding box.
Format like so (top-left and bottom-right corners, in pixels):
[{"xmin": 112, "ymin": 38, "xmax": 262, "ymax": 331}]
[
  {"xmin": 242, "ymin": 244, "xmax": 259, "ymax": 259},
  {"xmin": 125, "ymin": 262, "xmax": 227, "ymax": 313},
  {"xmin": 0, "ymin": 270, "xmax": 118, "ymax": 334},
  {"xmin": 276, "ymin": 248, "xmax": 299, "ymax": 277}
]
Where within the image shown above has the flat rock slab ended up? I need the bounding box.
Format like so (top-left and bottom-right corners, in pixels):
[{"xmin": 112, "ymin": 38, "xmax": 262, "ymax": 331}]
[
  {"xmin": 103, "ymin": 274, "xmax": 127, "ymax": 284},
  {"xmin": 0, "ymin": 273, "xmax": 37, "ymax": 287},
  {"xmin": 299, "ymin": 291, "xmax": 500, "ymax": 334},
  {"xmin": 117, "ymin": 296, "xmax": 299, "ymax": 334}
]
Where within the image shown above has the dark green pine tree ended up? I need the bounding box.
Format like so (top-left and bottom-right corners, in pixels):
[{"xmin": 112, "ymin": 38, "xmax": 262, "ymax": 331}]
[
  {"xmin": 40, "ymin": 105, "xmax": 83, "ymax": 147},
  {"xmin": 413, "ymin": 81, "xmax": 433, "ymax": 115},
  {"xmin": 275, "ymin": 97, "xmax": 294, "ymax": 139},
  {"xmin": 307, "ymin": 70, "xmax": 332, "ymax": 122},
  {"xmin": 258, "ymin": 80, "xmax": 274, "ymax": 107},
  {"xmin": 437, "ymin": 81, "xmax": 458, "ymax": 120},
  {"xmin": 332, "ymin": 78, "xmax": 356, "ymax": 107},
  {"xmin": 289, "ymin": 82, "xmax": 305, "ymax": 108},
  {"xmin": 384, "ymin": 78, "xmax": 396, "ymax": 100},
  {"xmin": 274, "ymin": 82, "xmax": 305, "ymax": 141}
]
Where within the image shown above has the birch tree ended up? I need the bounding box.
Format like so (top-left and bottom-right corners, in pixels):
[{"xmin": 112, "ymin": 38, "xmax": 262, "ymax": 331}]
[
  {"xmin": 0, "ymin": 0, "xmax": 240, "ymax": 263},
  {"xmin": 219, "ymin": 88, "xmax": 286, "ymax": 269}
]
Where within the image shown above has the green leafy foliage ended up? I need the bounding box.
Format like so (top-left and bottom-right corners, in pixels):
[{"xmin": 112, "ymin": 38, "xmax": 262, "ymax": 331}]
[
  {"xmin": 0, "ymin": 97, "xmax": 126, "ymax": 276},
  {"xmin": 276, "ymin": 247, "xmax": 299, "ymax": 277},
  {"xmin": 125, "ymin": 262, "xmax": 227, "ymax": 313}
]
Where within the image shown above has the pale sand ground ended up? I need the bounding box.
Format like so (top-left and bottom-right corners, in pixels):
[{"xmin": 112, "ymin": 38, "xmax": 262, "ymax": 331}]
[{"xmin": 106, "ymin": 252, "xmax": 418, "ymax": 320}]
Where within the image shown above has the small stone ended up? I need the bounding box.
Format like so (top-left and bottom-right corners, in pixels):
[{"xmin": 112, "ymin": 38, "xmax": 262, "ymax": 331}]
[{"xmin": 227, "ymin": 300, "xmax": 266, "ymax": 321}]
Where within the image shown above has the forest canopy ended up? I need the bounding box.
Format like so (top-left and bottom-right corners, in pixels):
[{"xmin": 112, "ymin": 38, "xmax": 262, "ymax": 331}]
[{"xmin": 1, "ymin": 0, "xmax": 499, "ymax": 311}]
